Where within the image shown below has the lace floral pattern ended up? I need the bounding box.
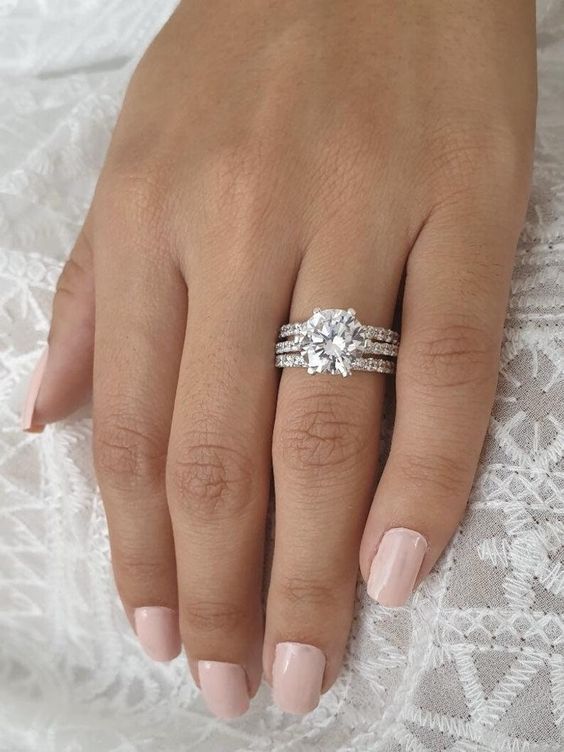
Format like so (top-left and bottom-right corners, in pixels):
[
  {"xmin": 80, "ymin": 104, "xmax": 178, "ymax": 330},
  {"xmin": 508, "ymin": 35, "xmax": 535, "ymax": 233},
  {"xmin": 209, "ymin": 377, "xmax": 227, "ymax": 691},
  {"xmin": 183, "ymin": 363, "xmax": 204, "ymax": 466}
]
[{"xmin": 1, "ymin": 1, "xmax": 563, "ymax": 750}]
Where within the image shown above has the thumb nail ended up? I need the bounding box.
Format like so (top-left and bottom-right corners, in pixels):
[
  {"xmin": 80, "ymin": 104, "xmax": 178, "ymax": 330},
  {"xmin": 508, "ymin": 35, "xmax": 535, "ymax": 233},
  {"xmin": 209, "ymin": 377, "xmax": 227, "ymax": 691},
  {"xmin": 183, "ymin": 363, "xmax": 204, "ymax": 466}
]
[{"xmin": 21, "ymin": 345, "xmax": 49, "ymax": 432}]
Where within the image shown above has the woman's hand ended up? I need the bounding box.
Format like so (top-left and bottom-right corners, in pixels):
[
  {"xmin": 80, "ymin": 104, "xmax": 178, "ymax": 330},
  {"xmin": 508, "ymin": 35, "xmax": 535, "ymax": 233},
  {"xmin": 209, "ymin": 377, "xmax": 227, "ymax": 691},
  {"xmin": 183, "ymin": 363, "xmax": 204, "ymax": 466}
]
[{"xmin": 22, "ymin": 0, "xmax": 536, "ymax": 718}]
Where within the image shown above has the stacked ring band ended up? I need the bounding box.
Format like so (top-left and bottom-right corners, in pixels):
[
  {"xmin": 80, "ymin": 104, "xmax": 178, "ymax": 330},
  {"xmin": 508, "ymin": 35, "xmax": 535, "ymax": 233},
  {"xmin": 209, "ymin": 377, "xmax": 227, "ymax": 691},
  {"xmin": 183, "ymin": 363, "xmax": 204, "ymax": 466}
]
[{"xmin": 275, "ymin": 308, "xmax": 399, "ymax": 377}]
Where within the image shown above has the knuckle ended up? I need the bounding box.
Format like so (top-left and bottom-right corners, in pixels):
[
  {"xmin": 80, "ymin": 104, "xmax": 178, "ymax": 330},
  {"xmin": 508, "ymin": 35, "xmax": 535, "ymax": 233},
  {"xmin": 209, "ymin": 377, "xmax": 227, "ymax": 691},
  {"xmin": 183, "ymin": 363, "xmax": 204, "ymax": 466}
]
[
  {"xmin": 274, "ymin": 394, "xmax": 369, "ymax": 472},
  {"xmin": 54, "ymin": 268, "xmax": 83, "ymax": 306},
  {"xmin": 426, "ymin": 123, "xmax": 532, "ymax": 207},
  {"xmin": 93, "ymin": 413, "xmax": 166, "ymax": 493},
  {"xmin": 112, "ymin": 549, "xmax": 170, "ymax": 592},
  {"xmin": 402, "ymin": 323, "xmax": 498, "ymax": 389},
  {"xmin": 97, "ymin": 164, "xmax": 171, "ymax": 245},
  {"xmin": 209, "ymin": 141, "xmax": 265, "ymax": 190},
  {"xmin": 312, "ymin": 120, "xmax": 388, "ymax": 209},
  {"xmin": 167, "ymin": 436, "xmax": 255, "ymax": 522},
  {"xmin": 392, "ymin": 450, "xmax": 469, "ymax": 496},
  {"xmin": 55, "ymin": 250, "xmax": 93, "ymax": 301},
  {"xmin": 181, "ymin": 598, "xmax": 247, "ymax": 634},
  {"xmin": 201, "ymin": 142, "xmax": 280, "ymax": 244},
  {"xmin": 276, "ymin": 575, "xmax": 339, "ymax": 608}
]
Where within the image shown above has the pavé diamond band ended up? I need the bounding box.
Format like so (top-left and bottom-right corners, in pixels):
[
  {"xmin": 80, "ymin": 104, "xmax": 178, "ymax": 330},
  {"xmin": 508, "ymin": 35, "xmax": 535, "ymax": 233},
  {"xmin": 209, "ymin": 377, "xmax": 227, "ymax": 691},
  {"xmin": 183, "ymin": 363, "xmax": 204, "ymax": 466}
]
[{"xmin": 275, "ymin": 308, "xmax": 399, "ymax": 378}]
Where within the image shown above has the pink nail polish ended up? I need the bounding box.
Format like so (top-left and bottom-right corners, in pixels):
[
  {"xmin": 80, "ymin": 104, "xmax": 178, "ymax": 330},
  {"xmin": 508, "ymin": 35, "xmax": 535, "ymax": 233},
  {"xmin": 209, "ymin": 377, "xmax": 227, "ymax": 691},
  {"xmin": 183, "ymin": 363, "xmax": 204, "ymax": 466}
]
[
  {"xmin": 21, "ymin": 346, "xmax": 49, "ymax": 432},
  {"xmin": 272, "ymin": 642, "xmax": 325, "ymax": 714},
  {"xmin": 133, "ymin": 607, "xmax": 181, "ymax": 662},
  {"xmin": 367, "ymin": 527, "xmax": 427, "ymax": 607},
  {"xmin": 198, "ymin": 661, "xmax": 250, "ymax": 719}
]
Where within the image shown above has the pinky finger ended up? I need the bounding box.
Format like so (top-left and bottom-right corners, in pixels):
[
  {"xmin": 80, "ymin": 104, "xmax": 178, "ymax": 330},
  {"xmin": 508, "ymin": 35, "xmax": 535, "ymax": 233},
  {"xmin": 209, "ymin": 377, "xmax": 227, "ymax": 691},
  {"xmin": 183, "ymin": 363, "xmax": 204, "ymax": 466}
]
[{"xmin": 360, "ymin": 209, "xmax": 521, "ymax": 606}]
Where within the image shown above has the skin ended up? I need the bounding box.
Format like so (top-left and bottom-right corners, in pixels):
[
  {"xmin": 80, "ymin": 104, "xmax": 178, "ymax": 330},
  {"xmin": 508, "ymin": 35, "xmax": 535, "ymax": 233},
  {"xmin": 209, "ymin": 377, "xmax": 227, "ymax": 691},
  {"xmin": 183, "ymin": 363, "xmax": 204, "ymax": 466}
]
[{"xmin": 30, "ymin": 0, "xmax": 536, "ymax": 710}]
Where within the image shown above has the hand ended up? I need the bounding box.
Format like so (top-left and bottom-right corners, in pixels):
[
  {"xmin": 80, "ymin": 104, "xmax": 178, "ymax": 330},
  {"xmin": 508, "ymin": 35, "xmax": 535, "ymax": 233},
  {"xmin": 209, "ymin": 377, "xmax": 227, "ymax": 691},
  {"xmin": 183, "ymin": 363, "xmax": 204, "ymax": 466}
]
[{"xmin": 22, "ymin": 0, "xmax": 536, "ymax": 718}]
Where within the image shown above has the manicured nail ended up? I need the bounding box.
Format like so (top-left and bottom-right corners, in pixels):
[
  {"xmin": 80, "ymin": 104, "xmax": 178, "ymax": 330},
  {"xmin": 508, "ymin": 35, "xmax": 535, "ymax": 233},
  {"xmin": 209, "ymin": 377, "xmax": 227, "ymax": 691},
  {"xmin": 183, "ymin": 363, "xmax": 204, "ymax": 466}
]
[
  {"xmin": 367, "ymin": 527, "xmax": 428, "ymax": 607},
  {"xmin": 198, "ymin": 661, "xmax": 250, "ymax": 719},
  {"xmin": 133, "ymin": 607, "xmax": 181, "ymax": 662},
  {"xmin": 272, "ymin": 642, "xmax": 326, "ymax": 714},
  {"xmin": 21, "ymin": 346, "xmax": 49, "ymax": 432}
]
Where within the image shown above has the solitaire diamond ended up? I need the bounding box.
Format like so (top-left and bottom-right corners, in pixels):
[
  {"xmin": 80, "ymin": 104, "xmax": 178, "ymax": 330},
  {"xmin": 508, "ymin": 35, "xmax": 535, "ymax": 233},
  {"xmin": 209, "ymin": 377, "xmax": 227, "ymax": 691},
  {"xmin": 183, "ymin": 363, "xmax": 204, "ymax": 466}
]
[{"xmin": 298, "ymin": 308, "xmax": 365, "ymax": 377}]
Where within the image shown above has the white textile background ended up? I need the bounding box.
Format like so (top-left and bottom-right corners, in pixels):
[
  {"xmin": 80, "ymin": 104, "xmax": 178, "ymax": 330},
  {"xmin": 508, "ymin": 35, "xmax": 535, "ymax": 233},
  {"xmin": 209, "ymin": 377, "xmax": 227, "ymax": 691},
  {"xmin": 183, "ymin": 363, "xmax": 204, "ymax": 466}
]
[{"xmin": 1, "ymin": 1, "xmax": 563, "ymax": 751}]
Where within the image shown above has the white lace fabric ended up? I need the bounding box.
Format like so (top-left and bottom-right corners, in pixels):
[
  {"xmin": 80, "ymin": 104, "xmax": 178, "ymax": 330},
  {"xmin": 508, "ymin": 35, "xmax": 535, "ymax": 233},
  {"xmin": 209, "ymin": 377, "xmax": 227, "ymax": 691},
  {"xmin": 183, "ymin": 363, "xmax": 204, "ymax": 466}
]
[{"xmin": 1, "ymin": 1, "xmax": 563, "ymax": 750}]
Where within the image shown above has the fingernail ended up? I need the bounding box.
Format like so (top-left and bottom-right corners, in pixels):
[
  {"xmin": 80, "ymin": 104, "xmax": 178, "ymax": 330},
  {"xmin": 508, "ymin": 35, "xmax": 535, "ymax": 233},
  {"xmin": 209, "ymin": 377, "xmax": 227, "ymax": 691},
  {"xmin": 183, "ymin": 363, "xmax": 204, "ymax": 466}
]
[
  {"xmin": 21, "ymin": 345, "xmax": 49, "ymax": 432},
  {"xmin": 272, "ymin": 642, "xmax": 326, "ymax": 714},
  {"xmin": 367, "ymin": 527, "xmax": 428, "ymax": 607},
  {"xmin": 198, "ymin": 661, "xmax": 250, "ymax": 719},
  {"xmin": 133, "ymin": 607, "xmax": 181, "ymax": 662}
]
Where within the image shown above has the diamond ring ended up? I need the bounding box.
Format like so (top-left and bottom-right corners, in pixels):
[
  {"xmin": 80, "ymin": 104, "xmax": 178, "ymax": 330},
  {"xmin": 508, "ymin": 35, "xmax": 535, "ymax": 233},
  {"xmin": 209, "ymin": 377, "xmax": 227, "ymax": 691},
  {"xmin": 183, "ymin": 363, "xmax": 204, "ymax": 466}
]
[{"xmin": 275, "ymin": 308, "xmax": 399, "ymax": 377}]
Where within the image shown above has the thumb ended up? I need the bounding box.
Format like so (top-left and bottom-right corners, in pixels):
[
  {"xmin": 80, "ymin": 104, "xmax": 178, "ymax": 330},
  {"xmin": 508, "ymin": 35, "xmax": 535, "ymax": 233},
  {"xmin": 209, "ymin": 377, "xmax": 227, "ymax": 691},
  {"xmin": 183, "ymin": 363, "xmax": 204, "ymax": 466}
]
[{"xmin": 22, "ymin": 227, "xmax": 95, "ymax": 432}]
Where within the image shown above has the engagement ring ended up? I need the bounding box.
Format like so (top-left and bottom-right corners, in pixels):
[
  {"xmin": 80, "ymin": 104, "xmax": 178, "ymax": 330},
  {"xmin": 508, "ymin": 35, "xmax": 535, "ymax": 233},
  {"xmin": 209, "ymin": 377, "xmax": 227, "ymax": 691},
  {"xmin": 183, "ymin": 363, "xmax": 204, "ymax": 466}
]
[{"xmin": 275, "ymin": 308, "xmax": 399, "ymax": 377}]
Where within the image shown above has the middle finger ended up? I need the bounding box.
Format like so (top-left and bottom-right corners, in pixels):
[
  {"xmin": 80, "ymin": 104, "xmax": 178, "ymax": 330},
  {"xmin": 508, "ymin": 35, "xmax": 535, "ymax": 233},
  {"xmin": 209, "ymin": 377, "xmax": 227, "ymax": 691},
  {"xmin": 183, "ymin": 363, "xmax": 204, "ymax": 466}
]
[{"xmin": 166, "ymin": 248, "xmax": 296, "ymax": 719}]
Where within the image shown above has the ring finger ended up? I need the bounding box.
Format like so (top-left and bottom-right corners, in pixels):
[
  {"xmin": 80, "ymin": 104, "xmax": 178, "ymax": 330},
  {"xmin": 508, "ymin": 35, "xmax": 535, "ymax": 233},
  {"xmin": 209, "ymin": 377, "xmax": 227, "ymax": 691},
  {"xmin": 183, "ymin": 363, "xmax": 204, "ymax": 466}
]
[{"xmin": 265, "ymin": 223, "xmax": 406, "ymax": 714}]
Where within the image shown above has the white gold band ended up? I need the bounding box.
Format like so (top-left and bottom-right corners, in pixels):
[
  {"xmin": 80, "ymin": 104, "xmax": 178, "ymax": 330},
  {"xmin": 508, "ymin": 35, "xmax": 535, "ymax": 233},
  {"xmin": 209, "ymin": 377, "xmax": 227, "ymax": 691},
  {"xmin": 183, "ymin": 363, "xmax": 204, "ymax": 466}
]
[
  {"xmin": 278, "ymin": 322, "xmax": 399, "ymax": 345},
  {"xmin": 275, "ymin": 339, "xmax": 399, "ymax": 357},
  {"xmin": 275, "ymin": 353, "xmax": 396, "ymax": 374}
]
